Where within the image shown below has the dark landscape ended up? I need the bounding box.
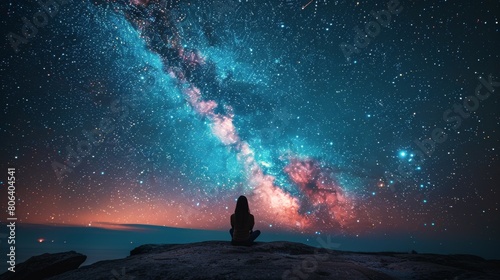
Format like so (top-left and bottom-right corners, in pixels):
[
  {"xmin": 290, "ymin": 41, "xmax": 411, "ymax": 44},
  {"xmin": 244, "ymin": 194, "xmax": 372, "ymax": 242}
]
[{"xmin": 2, "ymin": 241, "xmax": 500, "ymax": 280}]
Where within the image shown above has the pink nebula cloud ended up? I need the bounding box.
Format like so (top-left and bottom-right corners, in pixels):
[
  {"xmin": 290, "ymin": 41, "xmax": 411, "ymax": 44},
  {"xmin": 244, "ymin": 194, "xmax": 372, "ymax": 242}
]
[{"xmin": 284, "ymin": 158, "xmax": 357, "ymax": 228}]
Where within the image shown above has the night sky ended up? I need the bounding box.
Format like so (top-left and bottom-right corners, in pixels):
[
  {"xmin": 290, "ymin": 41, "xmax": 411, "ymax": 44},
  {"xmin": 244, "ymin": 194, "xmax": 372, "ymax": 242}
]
[{"xmin": 1, "ymin": 0, "xmax": 499, "ymax": 250}]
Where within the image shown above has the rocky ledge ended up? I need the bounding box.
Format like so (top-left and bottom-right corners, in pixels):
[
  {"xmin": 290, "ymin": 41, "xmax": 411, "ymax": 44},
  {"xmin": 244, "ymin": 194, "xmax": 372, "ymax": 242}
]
[
  {"xmin": 2, "ymin": 241, "xmax": 500, "ymax": 279},
  {"xmin": 0, "ymin": 251, "xmax": 86, "ymax": 280}
]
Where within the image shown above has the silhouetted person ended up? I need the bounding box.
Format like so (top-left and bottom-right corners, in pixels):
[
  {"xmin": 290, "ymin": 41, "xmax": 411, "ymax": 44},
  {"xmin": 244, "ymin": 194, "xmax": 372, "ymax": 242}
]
[{"xmin": 230, "ymin": 195, "xmax": 260, "ymax": 246}]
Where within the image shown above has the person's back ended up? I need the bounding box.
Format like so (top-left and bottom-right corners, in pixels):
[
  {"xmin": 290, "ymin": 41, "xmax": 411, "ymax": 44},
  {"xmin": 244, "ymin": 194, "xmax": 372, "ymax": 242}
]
[
  {"xmin": 230, "ymin": 213, "xmax": 254, "ymax": 241},
  {"xmin": 229, "ymin": 196, "xmax": 260, "ymax": 246}
]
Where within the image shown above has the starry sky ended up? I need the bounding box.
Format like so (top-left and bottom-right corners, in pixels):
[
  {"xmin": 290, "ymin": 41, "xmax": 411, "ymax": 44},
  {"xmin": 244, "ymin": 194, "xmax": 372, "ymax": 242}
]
[{"xmin": 1, "ymin": 0, "xmax": 499, "ymax": 247}]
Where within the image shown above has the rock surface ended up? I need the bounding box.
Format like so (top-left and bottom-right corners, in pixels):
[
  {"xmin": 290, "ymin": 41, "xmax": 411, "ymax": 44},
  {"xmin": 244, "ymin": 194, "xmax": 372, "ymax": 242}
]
[
  {"xmin": 0, "ymin": 251, "xmax": 86, "ymax": 280},
  {"xmin": 7, "ymin": 241, "xmax": 500, "ymax": 280}
]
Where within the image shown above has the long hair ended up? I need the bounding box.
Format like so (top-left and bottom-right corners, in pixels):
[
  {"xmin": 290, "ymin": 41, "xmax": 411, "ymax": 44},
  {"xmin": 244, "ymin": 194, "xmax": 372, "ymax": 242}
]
[{"xmin": 234, "ymin": 195, "xmax": 250, "ymax": 227}]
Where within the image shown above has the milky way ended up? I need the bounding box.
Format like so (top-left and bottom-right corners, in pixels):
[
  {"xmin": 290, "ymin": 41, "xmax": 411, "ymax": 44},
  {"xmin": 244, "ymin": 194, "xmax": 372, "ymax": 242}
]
[
  {"xmin": 112, "ymin": 0, "xmax": 360, "ymax": 231},
  {"xmin": 1, "ymin": 0, "xmax": 499, "ymax": 239}
]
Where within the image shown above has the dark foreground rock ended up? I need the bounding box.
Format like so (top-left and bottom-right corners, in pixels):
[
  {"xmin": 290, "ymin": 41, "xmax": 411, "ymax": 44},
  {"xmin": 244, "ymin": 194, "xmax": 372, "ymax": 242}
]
[
  {"xmin": 7, "ymin": 241, "xmax": 500, "ymax": 280},
  {"xmin": 0, "ymin": 251, "xmax": 86, "ymax": 280}
]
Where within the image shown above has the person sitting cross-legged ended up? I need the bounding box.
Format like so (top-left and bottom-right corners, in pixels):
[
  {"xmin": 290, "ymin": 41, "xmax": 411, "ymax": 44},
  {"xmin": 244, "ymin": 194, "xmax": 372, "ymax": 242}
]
[{"xmin": 229, "ymin": 195, "xmax": 260, "ymax": 246}]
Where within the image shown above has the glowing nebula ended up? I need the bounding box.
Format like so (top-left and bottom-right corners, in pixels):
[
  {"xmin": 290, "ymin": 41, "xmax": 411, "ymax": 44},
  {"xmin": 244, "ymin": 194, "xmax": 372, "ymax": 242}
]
[{"xmin": 112, "ymin": 0, "xmax": 364, "ymax": 233}]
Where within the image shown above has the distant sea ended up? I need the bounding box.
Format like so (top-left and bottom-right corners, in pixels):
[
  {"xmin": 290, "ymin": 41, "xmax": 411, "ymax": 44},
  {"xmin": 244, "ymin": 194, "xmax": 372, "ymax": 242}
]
[{"xmin": 0, "ymin": 223, "xmax": 498, "ymax": 273}]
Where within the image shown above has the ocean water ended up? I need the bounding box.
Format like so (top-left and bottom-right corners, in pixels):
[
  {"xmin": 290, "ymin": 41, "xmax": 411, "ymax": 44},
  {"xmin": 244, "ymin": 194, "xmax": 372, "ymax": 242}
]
[{"xmin": 1, "ymin": 223, "xmax": 498, "ymax": 274}]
